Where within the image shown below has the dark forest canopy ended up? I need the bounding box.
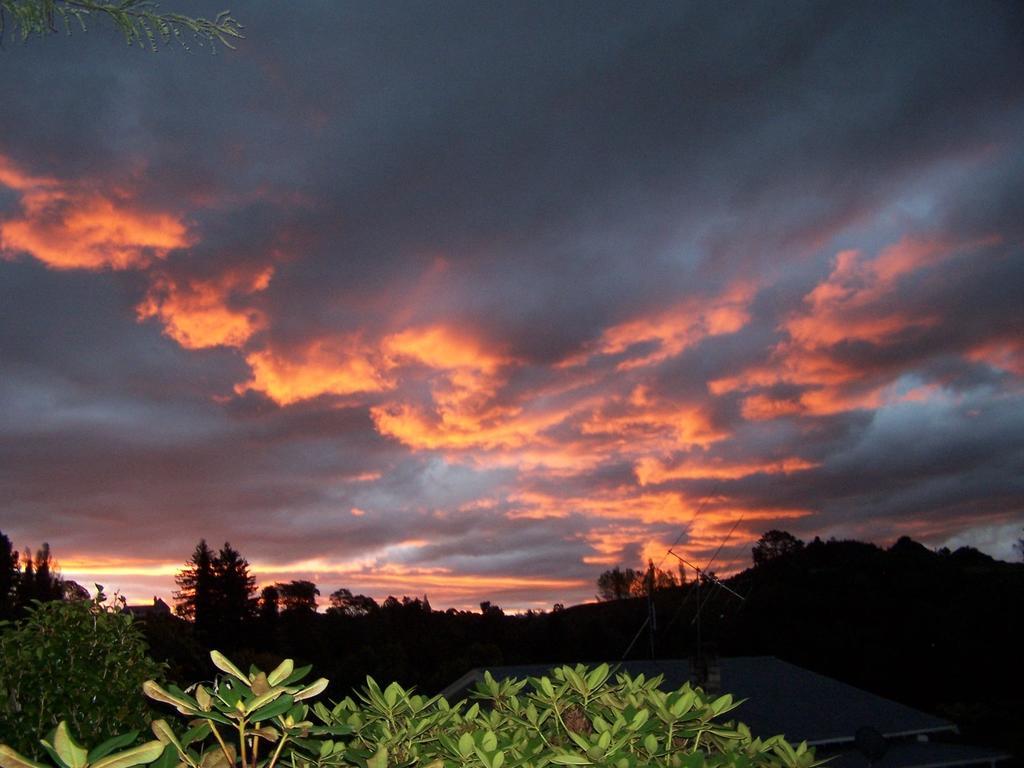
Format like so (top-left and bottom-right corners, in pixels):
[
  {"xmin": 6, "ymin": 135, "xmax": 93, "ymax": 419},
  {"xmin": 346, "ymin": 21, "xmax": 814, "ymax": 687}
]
[{"xmin": 0, "ymin": 533, "xmax": 70, "ymax": 618}]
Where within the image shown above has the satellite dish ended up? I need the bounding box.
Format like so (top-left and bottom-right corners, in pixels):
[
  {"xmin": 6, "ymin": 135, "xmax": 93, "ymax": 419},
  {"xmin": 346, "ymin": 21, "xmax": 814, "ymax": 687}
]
[{"xmin": 855, "ymin": 726, "xmax": 888, "ymax": 765}]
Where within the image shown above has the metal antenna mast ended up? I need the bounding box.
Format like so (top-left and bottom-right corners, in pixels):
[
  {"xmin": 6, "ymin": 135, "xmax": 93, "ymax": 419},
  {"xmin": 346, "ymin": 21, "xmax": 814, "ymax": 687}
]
[
  {"xmin": 666, "ymin": 512, "xmax": 746, "ymax": 687},
  {"xmin": 619, "ymin": 485, "xmax": 721, "ymax": 661}
]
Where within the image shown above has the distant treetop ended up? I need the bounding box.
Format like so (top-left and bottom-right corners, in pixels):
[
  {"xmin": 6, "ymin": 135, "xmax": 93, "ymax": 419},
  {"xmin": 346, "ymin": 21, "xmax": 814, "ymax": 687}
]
[{"xmin": 752, "ymin": 529, "xmax": 805, "ymax": 567}]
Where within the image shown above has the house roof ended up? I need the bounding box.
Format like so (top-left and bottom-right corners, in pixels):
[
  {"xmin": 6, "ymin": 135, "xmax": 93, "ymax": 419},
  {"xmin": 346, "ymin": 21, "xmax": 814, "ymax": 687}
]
[
  {"xmin": 441, "ymin": 656, "xmax": 954, "ymax": 747},
  {"xmin": 827, "ymin": 741, "xmax": 1010, "ymax": 768},
  {"xmin": 123, "ymin": 597, "xmax": 171, "ymax": 617}
]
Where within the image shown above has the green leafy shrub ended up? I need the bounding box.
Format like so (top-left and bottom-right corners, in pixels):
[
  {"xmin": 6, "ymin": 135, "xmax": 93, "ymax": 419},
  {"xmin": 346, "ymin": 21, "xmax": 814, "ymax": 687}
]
[
  {"xmin": 0, "ymin": 590, "xmax": 165, "ymax": 757},
  {"xmin": 314, "ymin": 663, "xmax": 823, "ymax": 768},
  {"xmin": 0, "ymin": 721, "xmax": 164, "ymax": 768},
  {"xmin": 1, "ymin": 651, "xmax": 823, "ymax": 768}
]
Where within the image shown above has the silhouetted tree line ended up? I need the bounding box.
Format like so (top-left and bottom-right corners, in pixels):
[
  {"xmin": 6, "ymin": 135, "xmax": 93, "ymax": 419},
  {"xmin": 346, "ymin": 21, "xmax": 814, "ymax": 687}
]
[
  {"xmin": 0, "ymin": 532, "xmax": 78, "ymax": 620},
  {"xmin": 595, "ymin": 559, "xmax": 685, "ymax": 601}
]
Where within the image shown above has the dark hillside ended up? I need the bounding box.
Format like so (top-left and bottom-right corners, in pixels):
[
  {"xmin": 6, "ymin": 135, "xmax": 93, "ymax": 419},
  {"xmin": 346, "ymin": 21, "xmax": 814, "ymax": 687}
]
[{"xmin": 136, "ymin": 536, "xmax": 1023, "ymax": 761}]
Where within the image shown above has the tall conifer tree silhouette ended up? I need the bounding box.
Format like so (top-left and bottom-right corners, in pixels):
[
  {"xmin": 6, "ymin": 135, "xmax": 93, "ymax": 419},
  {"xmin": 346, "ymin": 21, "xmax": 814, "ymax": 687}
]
[
  {"xmin": 212, "ymin": 541, "xmax": 256, "ymax": 646},
  {"xmin": 173, "ymin": 539, "xmax": 217, "ymax": 638}
]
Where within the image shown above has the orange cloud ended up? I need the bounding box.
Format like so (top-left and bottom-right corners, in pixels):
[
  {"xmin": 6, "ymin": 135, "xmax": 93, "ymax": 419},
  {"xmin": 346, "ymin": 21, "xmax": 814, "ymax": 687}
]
[
  {"xmin": 568, "ymin": 282, "xmax": 755, "ymax": 371},
  {"xmin": 510, "ymin": 488, "xmax": 695, "ymax": 525},
  {"xmin": 372, "ymin": 370, "xmax": 731, "ymax": 476},
  {"xmin": 383, "ymin": 325, "xmax": 508, "ymax": 373},
  {"xmin": 372, "ymin": 401, "xmax": 557, "ymax": 452},
  {"xmin": 579, "ymin": 393, "xmax": 727, "ymax": 449},
  {"xmin": 573, "ymin": 500, "xmax": 813, "ymax": 577},
  {"xmin": 634, "ymin": 455, "xmax": 818, "ymax": 485},
  {"xmin": 370, "ymin": 324, "xmax": 553, "ymax": 453},
  {"xmin": 0, "ymin": 155, "xmax": 57, "ymax": 190},
  {"xmin": 369, "ymin": 323, "xmax": 740, "ymax": 474},
  {"xmin": 712, "ymin": 237, "xmax": 1000, "ymax": 420},
  {"xmin": 0, "ymin": 155, "xmax": 191, "ymax": 271},
  {"xmin": 967, "ymin": 339, "xmax": 1024, "ymax": 377},
  {"xmin": 580, "ymin": 524, "xmax": 670, "ymax": 565},
  {"xmin": 238, "ymin": 335, "xmax": 392, "ymax": 405},
  {"xmin": 137, "ymin": 265, "xmax": 273, "ymax": 349},
  {"xmin": 785, "ymin": 242, "xmax": 949, "ymax": 348}
]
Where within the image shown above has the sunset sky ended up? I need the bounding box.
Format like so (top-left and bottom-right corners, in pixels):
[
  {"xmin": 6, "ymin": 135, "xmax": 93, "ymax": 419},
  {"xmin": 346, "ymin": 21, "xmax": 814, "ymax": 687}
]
[{"xmin": 1, "ymin": 1, "xmax": 1022, "ymax": 611}]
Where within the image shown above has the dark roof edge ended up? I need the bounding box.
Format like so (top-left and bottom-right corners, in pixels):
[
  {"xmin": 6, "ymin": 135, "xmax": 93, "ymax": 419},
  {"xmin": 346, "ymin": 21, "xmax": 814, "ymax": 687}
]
[
  {"xmin": 439, "ymin": 669, "xmax": 485, "ymax": 700},
  {"xmin": 807, "ymin": 725, "xmax": 962, "ymax": 748},
  {"xmin": 896, "ymin": 756, "xmax": 1012, "ymax": 768}
]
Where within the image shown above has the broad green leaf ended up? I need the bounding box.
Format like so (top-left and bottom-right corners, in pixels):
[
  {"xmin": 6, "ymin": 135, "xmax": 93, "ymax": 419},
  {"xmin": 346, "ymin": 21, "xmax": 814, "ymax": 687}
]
[
  {"xmin": 362, "ymin": 677, "xmax": 387, "ymax": 709},
  {"xmin": 568, "ymin": 732, "xmax": 591, "ymax": 751},
  {"xmin": 629, "ymin": 709, "xmax": 649, "ymax": 730},
  {"xmin": 709, "ymin": 727, "xmax": 745, "ymax": 739},
  {"xmin": 526, "ymin": 702, "xmax": 539, "ymax": 725},
  {"xmin": 586, "ymin": 664, "xmax": 610, "ymax": 690},
  {"xmin": 215, "ymin": 682, "xmax": 242, "ymax": 709},
  {"xmin": 549, "ymin": 754, "xmax": 592, "ymax": 765},
  {"xmin": 644, "ymin": 734, "xmax": 658, "ymax": 754},
  {"xmin": 481, "ymin": 731, "xmax": 498, "ymax": 753},
  {"xmin": 249, "ymin": 693, "xmax": 295, "ymax": 723},
  {"xmin": 244, "ymin": 686, "xmax": 285, "ymax": 714},
  {"xmin": 710, "ymin": 694, "xmax": 734, "ymax": 715},
  {"xmin": 210, "ymin": 651, "xmax": 249, "ymax": 684},
  {"xmin": 91, "ymin": 741, "xmax": 166, "ymax": 768},
  {"xmin": 293, "ymin": 677, "xmax": 329, "ymax": 702},
  {"xmin": 0, "ymin": 746, "xmax": 48, "ymax": 768},
  {"xmin": 458, "ymin": 733, "xmax": 474, "ymax": 758},
  {"xmin": 88, "ymin": 731, "xmax": 140, "ymax": 764},
  {"xmin": 366, "ymin": 745, "xmax": 388, "ymax": 768},
  {"xmin": 267, "ymin": 659, "xmax": 294, "ymax": 687},
  {"xmin": 383, "ymin": 681, "xmax": 402, "ymax": 707},
  {"xmin": 563, "ymin": 667, "xmax": 586, "ymax": 692},
  {"xmin": 195, "ymin": 685, "xmax": 212, "ymax": 711},
  {"xmin": 149, "ymin": 745, "xmax": 176, "ymax": 768},
  {"xmin": 37, "ymin": 742, "xmax": 69, "ymax": 768},
  {"xmin": 180, "ymin": 723, "xmax": 211, "ymax": 747},
  {"xmin": 150, "ymin": 721, "xmax": 180, "ymax": 748},
  {"xmin": 142, "ymin": 682, "xmax": 198, "ymax": 716},
  {"xmin": 54, "ymin": 722, "xmax": 89, "ymax": 768},
  {"xmin": 670, "ymin": 690, "xmax": 696, "ymax": 717},
  {"xmin": 281, "ymin": 664, "xmax": 313, "ymax": 687}
]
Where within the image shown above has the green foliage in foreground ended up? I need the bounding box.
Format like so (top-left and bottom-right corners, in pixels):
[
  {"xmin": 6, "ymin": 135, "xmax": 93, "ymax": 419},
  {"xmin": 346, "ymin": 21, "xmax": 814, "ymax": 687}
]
[
  {"xmin": 0, "ymin": 0, "xmax": 242, "ymax": 51},
  {"xmin": 0, "ymin": 591, "xmax": 165, "ymax": 759},
  {"xmin": 0, "ymin": 651, "xmax": 824, "ymax": 768}
]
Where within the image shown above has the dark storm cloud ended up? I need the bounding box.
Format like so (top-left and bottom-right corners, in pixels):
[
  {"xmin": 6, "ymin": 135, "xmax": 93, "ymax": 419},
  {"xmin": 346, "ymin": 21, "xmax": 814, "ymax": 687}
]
[{"xmin": 1, "ymin": 0, "xmax": 1022, "ymax": 608}]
